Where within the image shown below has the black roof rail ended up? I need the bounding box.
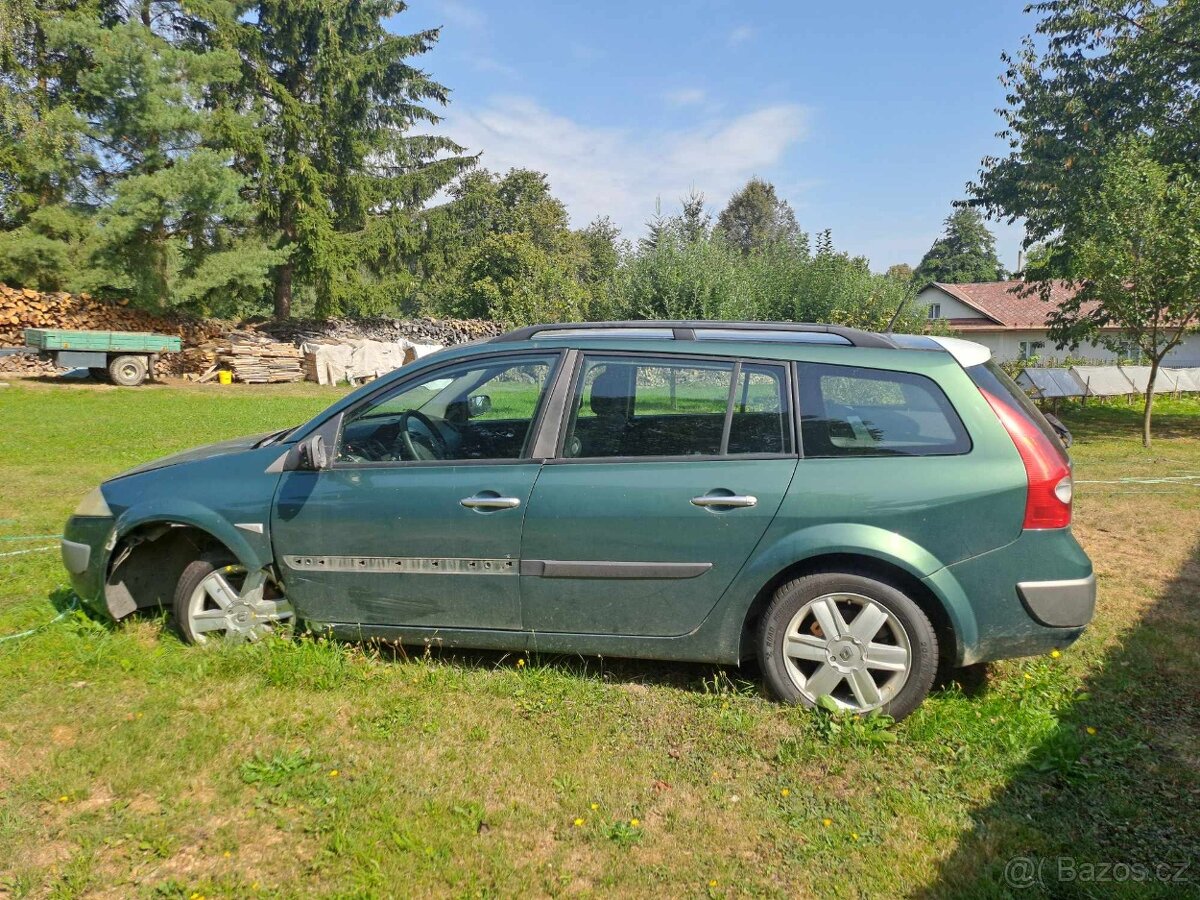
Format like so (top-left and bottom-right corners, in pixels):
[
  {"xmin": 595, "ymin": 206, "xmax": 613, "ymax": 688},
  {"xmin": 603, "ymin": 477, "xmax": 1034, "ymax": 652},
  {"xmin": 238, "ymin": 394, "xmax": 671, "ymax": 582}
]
[{"xmin": 490, "ymin": 320, "xmax": 898, "ymax": 349}]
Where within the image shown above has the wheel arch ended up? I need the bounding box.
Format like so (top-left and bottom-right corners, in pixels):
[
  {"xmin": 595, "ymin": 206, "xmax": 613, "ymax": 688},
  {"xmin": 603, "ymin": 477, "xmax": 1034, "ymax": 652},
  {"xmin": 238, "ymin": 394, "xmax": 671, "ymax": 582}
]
[
  {"xmin": 102, "ymin": 506, "xmax": 268, "ymax": 619},
  {"xmin": 737, "ymin": 552, "xmax": 965, "ymax": 672}
]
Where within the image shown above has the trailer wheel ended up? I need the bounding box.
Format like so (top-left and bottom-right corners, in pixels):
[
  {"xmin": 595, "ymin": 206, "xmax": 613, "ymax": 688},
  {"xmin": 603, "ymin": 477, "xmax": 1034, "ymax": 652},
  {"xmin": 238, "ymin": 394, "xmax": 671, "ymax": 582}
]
[
  {"xmin": 88, "ymin": 367, "xmax": 109, "ymax": 383},
  {"xmin": 108, "ymin": 354, "xmax": 148, "ymax": 386}
]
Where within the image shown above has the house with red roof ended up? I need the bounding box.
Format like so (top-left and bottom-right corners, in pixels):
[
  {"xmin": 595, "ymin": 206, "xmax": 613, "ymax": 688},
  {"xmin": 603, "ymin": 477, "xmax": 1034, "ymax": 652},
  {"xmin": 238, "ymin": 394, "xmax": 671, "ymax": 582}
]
[{"xmin": 915, "ymin": 280, "xmax": 1200, "ymax": 365}]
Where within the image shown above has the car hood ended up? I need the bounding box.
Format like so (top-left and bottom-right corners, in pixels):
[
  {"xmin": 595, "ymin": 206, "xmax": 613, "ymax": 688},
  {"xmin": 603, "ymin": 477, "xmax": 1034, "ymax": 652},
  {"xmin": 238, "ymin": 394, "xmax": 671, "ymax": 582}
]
[{"xmin": 109, "ymin": 433, "xmax": 280, "ymax": 480}]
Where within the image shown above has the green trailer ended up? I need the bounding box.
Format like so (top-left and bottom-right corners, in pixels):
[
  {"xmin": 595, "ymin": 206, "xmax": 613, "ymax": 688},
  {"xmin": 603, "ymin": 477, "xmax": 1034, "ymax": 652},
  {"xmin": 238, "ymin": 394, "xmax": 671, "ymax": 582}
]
[{"xmin": 24, "ymin": 328, "xmax": 182, "ymax": 386}]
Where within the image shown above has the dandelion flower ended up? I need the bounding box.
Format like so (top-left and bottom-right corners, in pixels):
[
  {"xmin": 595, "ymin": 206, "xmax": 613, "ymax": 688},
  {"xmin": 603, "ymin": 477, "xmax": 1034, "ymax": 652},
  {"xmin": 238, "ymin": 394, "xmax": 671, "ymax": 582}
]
[
  {"xmin": 822, "ymin": 817, "xmax": 832, "ymax": 827},
  {"xmin": 573, "ymin": 817, "xmax": 585, "ymax": 827},
  {"xmin": 709, "ymin": 879, "xmax": 718, "ymax": 888},
  {"xmin": 1086, "ymin": 726, "xmax": 1097, "ymax": 735},
  {"xmin": 223, "ymin": 851, "xmax": 231, "ymax": 858},
  {"xmin": 1023, "ymin": 673, "xmax": 1032, "ymax": 680},
  {"xmin": 1050, "ymin": 649, "xmax": 1061, "ymax": 659},
  {"xmin": 57, "ymin": 795, "xmax": 69, "ymax": 803},
  {"xmin": 630, "ymin": 818, "xmax": 640, "ymax": 827},
  {"xmin": 329, "ymin": 769, "xmax": 339, "ymax": 777},
  {"xmin": 780, "ymin": 788, "xmax": 790, "ymax": 797},
  {"xmin": 851, "ymin": 832, "xmax": 860, "ymax": 841},
  {"xmin": 516, "ymin": 658, "xmax": 526, "ymax": 668},
  {"xmin": 590, "ymin": 802, "xmax": 599, "ymax": 811}
]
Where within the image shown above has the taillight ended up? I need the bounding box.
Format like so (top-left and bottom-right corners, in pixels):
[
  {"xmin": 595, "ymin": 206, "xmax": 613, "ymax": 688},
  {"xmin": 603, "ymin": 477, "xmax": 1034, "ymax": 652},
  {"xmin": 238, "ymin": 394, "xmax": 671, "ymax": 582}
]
[{"xmin": 980, "ymin": 389, "xmax": 1073, "ymax": 529}]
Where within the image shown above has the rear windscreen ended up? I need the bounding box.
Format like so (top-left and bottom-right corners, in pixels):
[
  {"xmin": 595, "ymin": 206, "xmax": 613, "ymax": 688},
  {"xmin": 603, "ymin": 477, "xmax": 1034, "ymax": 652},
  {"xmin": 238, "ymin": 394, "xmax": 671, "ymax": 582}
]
[{"xmin": 966, "ymin": 360, "xmax": 1068, "ymax": 461}]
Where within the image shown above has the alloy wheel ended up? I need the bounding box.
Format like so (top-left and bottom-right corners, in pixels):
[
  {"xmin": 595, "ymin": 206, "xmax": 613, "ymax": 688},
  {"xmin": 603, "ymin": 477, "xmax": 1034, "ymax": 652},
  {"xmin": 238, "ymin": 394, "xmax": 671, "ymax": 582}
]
[
  {"xmin": 186, "ymin": 564, "xmax": 294, "ymax": 644},
  {"xmin": 780, "ymin": 592, "xmax": 912, "ymax": 712}
]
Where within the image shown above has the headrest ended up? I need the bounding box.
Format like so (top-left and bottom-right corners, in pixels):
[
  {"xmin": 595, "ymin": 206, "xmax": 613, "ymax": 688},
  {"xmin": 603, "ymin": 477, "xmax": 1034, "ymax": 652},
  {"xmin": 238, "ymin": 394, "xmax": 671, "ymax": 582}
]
[{"xmin": 591, "ymin": 365, "xmax": 634, "ymax": 418}]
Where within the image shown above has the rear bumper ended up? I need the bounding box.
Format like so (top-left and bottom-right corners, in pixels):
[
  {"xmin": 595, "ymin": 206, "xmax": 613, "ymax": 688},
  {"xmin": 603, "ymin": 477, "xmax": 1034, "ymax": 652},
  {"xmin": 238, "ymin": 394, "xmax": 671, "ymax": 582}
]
[
  {"xmin": 1018, "ymin": 574, "xmax": 1096, "ymax": 628},
  {"xmin": 924, "ymin": 528, "xmax": 1095, "ymax": 666}
]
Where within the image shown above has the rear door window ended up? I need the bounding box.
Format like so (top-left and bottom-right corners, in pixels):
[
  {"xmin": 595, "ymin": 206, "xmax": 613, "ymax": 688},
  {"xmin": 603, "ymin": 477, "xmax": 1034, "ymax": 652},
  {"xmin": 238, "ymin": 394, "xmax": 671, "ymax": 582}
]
[
  {"xmin": 563, "ymin": 356, "xmax": 793, "ymax": 458},
  {"xmin": 798, "ymin": 363, "xmax": 969, "ymax": 457}
]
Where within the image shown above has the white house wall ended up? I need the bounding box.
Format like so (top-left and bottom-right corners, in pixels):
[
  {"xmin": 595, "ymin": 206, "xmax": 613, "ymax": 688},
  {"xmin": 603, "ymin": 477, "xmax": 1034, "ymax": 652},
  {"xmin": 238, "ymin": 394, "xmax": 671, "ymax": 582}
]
[
  {"xmin": 915, "ymin": 288, "xmax": 982, "ymax": 320},
  {"xmin": 961, "ymin": 331, "xmax": 1200, "ymax": 365},
  {"xmin": 913, "ymin": 287, "xmax": 1200, "ymax": 365}
]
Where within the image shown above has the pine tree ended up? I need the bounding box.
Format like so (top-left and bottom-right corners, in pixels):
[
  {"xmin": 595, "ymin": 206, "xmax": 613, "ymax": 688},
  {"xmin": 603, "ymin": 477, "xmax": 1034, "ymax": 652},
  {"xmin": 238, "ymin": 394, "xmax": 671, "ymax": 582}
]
[
  {"xmin": 0, "ymin": 0, "xmax": 101, "ymax": 288},
  {"xmin": 912, "ymin": 207, "xmax": 1006, "ymax": 286},
  {"xmin": 244, "ymin": 0, "xmax": 474, "ymax": 318},
  {"xmin": 71, "ymin": 1, "xmax": 282, "ymax": 311}
]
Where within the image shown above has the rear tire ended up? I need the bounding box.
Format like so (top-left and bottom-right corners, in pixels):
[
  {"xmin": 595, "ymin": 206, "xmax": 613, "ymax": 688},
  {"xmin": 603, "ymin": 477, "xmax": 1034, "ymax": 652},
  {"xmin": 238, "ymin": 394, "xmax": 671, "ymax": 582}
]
[
  {"xmin": 758, "ymin": 571, "xmax": 937, "ymax": 721},
  {"xmin": 108, "ymin": 354, "xmax": 148, "ymax": 386}
]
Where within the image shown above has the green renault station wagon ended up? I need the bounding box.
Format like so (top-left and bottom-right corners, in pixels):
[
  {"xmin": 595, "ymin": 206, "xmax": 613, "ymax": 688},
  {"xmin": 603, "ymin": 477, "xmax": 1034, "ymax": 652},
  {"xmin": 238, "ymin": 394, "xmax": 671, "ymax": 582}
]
[{"xmin": 61, "ymin": 321, "xmax": 1095, "ymax": 720}]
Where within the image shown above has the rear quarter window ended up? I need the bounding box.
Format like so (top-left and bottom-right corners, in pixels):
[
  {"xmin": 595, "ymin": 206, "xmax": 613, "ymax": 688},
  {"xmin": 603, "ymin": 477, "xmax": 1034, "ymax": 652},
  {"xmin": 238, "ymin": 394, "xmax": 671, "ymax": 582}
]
[{"xmin": 798, "ymin": 363, "xmax": 970, "ymax": 457}]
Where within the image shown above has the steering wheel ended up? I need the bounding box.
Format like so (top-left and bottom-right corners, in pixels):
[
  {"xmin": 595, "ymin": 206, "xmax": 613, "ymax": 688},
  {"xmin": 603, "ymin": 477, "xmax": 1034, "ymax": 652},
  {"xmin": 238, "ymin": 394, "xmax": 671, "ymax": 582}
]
[{"xmin": 398, "ymin": 410, "xmax": 448, "ymax": 460}]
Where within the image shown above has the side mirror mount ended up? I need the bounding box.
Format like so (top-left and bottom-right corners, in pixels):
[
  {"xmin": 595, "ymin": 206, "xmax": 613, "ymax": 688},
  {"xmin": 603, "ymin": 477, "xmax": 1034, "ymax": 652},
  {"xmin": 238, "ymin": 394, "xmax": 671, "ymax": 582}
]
[
  {"xmin": 469, "ymin": 394, "xmax": 493, "ymax": 416},
  {"xmin": 296, "ymin": 433, "xmax": 328, "ymax": 470}
]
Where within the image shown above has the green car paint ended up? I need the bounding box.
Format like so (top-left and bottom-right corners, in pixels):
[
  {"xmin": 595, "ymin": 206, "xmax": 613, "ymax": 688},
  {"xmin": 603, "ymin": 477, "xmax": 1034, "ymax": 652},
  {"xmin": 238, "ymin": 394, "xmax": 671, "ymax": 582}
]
[{"xmin": 60, "ymin": 328, "xmax": 1094, "ymax": 673}]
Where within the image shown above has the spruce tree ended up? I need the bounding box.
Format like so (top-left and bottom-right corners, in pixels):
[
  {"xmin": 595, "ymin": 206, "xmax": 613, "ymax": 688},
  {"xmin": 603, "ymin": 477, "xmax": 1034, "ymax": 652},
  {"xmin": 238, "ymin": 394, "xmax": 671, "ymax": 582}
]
[
  {"xmin": 912, "ymin": 207, "xmax": 1006, "ymax": 286},
  {"xmin": 244, "ymin": 1, "xmax": 474, "ymax": 318}
]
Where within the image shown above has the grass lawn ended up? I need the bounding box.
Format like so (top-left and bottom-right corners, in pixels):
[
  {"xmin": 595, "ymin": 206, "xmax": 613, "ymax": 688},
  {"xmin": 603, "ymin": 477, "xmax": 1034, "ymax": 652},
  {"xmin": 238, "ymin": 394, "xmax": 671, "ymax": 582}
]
[{"xmin": 1, "ymin": 377, "xmax": 1197, "ymax": 898}]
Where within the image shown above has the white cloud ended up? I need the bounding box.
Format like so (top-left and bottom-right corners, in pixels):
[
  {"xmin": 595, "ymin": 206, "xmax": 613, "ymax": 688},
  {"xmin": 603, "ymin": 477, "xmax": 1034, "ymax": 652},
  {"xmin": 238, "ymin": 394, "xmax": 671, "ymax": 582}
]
[
  {"xmin": 662, "ymin": 87, "xmax": 708, "ymax": 107},
  {"xmin": 438, "ymin": 96, "xmax": 809, "ymax": 237},
  {"xmin": 728, "ymin": 24, "xmax": 756, "ymax": 45}
]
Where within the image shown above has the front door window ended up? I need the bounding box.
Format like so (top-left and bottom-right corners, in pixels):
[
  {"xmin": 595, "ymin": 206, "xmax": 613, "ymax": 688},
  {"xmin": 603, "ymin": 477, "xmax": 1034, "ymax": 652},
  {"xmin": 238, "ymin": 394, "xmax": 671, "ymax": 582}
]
[{"xmin": 337, "ymin": 354, "xmax": 560, "ymax": 464}]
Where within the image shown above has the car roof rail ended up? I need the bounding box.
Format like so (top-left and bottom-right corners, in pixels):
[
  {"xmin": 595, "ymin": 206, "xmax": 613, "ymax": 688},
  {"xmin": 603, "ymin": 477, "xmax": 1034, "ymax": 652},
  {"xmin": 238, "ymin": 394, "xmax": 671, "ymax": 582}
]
[{"xmin": 490, "ymin": 320, "xmax": 899, "ymax": 349}]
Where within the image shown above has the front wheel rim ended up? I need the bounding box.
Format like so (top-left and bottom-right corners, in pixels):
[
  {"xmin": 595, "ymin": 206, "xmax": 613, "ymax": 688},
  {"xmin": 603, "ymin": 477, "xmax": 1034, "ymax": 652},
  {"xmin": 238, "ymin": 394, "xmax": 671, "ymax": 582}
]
[
  {"xmin": 781, "ymin": 592, "xmax": 912, "ymax": 713},
  {"xmin": 187, "ymin": 565, "xmax": 294, "ymax": 644}
]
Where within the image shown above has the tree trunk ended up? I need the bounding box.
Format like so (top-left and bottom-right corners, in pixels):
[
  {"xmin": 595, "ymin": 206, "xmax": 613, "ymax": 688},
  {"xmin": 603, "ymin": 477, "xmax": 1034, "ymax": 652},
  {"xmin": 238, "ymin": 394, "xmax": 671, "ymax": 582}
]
[
  {"xmin": 273, "ymin": 261, "xmax": 293, "ymax": 321},
  {"xmin": 1142, "ymin": 357, "xmax": 1160, "ymax": 448},
  {"xmin": 273, "ymin": 199, "xmax": 296, "ymax": 320}
]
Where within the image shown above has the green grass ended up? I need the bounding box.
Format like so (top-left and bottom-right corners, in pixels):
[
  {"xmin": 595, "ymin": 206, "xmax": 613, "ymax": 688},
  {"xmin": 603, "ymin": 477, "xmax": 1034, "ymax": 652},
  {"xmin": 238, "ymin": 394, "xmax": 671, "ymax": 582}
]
[{"xmin": 1, "ymin": 377, "xmax": 1198, "ymax": 897}]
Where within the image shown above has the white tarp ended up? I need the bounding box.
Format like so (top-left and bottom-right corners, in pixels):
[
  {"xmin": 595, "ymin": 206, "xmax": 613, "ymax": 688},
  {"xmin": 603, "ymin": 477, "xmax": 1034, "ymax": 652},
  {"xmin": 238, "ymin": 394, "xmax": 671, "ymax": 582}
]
[
  {"xmin": 1016, "ymin": 368, "xmax": 1086, "ymax": 399},
  {"xmin": 1069, "ymin": 365, "xmax": 1136, "ymax": 397},
  {"xmin": 1168, "ymin": 368, "xmax": 1200, "ymax": 392},
  {"xmin": 301, "ymin": 338, "xmax": 443, "ymax": 385},
  {"xmin": 1119, "ymin": 366, "xmax": 1180, "ymax": 394}
]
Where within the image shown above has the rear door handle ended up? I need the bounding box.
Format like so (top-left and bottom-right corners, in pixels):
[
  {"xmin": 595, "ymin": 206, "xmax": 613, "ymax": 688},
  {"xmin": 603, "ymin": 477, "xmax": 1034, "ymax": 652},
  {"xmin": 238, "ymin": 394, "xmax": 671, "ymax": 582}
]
[
  {"xmin": 690, "ymin": 494, "xmax": 758, "ymax": 508},
  {"xmin": 460, "ymin": 495, "xmax": 522, "ymax": 510}
]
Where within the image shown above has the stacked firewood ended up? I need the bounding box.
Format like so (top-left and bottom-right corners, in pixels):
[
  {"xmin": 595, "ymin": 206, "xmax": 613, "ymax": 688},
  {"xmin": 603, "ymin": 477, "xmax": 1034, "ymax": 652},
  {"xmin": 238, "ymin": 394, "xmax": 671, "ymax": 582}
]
[
  {"xmin": 257, "ymin": 315, "xmax": 504, "ymax": 347},
  {"xmin": 0, "ymin": 283, "xmax": 224, "ymax": 349}
]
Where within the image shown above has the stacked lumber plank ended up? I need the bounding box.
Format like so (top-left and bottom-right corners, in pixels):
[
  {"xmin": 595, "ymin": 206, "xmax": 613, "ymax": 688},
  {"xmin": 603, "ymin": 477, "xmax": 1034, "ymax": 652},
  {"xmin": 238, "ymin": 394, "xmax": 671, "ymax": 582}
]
[{"xmin": 216, "ymin": 332, "xmax": 304, "ymax": 383}]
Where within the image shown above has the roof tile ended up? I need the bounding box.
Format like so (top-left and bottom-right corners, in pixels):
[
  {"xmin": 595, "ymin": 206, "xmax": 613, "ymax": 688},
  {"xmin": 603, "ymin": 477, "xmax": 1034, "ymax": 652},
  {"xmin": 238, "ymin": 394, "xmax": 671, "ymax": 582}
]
[{"xmin": 932, "ymin": 280, "xmax": 1094, "ymax": 329}]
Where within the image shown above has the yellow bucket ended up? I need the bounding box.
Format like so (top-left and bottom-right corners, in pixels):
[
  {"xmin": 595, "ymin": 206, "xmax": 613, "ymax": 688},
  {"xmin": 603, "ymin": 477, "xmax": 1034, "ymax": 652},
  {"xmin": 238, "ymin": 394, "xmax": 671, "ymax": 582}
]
[{"xmin": 218, "ymin": 370, "xmax": 232, "ymax": 385}]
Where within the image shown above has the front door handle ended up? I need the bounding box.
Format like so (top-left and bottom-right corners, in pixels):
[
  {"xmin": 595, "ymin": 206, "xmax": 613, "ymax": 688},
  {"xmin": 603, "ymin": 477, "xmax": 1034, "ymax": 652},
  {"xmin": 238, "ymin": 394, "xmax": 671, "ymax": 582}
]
[
  {"xmin": 460, "ymin": 494, "xmax": 522, "ymax": 510},
  {"xmin": 690, "ymin": 494, "xmax": 758, "ymax": 509}
]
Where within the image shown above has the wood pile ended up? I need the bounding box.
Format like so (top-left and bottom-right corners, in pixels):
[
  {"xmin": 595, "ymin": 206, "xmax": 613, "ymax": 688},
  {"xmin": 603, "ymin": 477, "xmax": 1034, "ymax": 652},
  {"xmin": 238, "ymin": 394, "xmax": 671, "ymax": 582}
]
[
  {"xmin": 188, "ymin": 332, "xmax": 304, "ymax": 383},
  {"xmin": 257, "ymin": 315, "xmax": 504, "ymax": 347},
  {"xmin": 0, "ymin": 283, "xmax": 224, "ymax": 350}
]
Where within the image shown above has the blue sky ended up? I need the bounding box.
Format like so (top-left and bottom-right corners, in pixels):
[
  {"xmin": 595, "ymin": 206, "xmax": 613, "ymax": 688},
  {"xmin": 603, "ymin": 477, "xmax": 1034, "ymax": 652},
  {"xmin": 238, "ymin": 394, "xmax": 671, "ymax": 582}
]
[{"xmin": 397, "ymin": 0, "xmax": 1032, "ymax": 272}]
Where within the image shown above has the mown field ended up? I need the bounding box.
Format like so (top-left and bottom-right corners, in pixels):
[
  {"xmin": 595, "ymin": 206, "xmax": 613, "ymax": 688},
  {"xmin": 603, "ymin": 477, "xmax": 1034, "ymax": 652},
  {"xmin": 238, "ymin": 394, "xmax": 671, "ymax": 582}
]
[{"xmin": 1, "ymin": 377, "xmax": 1198, "ymax": 898}]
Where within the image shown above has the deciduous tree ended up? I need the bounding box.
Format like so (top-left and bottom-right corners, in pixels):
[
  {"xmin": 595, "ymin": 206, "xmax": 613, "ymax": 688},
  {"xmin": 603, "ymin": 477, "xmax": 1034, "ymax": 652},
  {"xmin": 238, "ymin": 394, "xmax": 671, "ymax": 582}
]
[
  {"xmin": 1038, "ymin": 143, "xmax": 1200, "ymax": 446},
  {"xmin": 715, "ymin": 178, "xmax": 800, "ymax": 254}
]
